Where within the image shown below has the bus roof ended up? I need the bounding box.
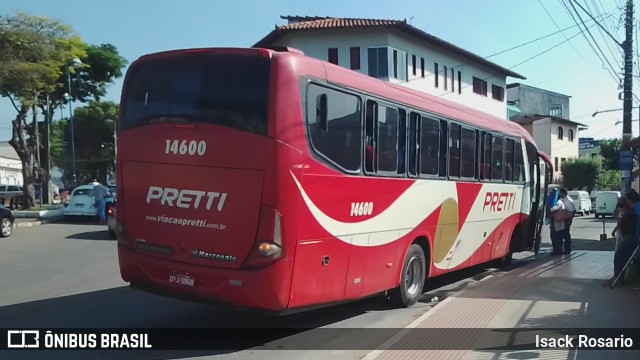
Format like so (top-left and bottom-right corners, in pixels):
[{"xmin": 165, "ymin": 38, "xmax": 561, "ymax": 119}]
[
  {"xmin": 279, "ymin": 50, "xmax": 537, "ymax": 146},
  {"xmin": 127, "ymin": 47, "xmax": 538, "ymax": 147}
]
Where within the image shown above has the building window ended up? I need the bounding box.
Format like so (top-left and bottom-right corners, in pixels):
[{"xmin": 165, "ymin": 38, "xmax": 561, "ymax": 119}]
[
  {"xmin": 434, "ymin": 63, "xmax": 439, "ymax": 88},
  {"xmin": 420, "ymin": 58, "xmax": 425, "ymax": 77},
  {"xmin": 412, "ymin": 54, "xmax": 416, "ymax": 76},
  {"xmin": 568, "ymin": 129, "xmax": 574, "ymax": 142},
  {"xmin": 457, "ymin": 71, "xmax": 462, "ymax": 94},
  {"xmin": 473, "ymin": 77, "xmax": 487, "ymax": 96},
  {"xmin": 558, "ymin": 126, "xmax": 564, "ymax": 140},
  {"xmin": 391, "ymin": 49, "xmax": 407, "ymax": 81},
  {"xmin": 328, "ymin": 48, "xmax": 338, "ymax": 65},
  {"xmin": 450, "ymin": 68, "xmax": 455, "ymax": 92},
  {"xmin": 555, "ymin": 157, "xmax": 558, "ymax": 170},
  {"xmin": 444, "ymin": 66, "xmax": 448, "ymax": 90},
  {"xmin": 550, "ymin": 105, "xmax": 562, "ymax": 117},
  {"xmin": 367, "ymin": 47, "xmax": 389, "ymax": 78},
  {"xmin": 350, "ymin": 47, "xmax": 360, "ymax": 70},
  {"xmin": 492, "ymin": 84, "xmax": 504, "ymax": 101}
]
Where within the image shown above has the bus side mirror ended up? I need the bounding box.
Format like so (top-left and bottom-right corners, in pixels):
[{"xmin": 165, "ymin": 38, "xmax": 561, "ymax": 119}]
[{"xmin": 316, "ymin": 94, "xmax": 328, "ymax": 131}]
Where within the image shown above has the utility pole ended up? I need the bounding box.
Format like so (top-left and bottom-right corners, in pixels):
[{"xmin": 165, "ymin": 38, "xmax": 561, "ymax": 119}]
[{"xmin": 620, "ymin": 0, "xmax": 634, "ymax": 193}]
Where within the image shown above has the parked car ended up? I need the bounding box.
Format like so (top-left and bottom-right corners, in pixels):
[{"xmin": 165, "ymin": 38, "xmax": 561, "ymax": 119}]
[
  {"xmin": 107, "ymin": 204, "xmax": 116, "ymax": 239},
  {"xmin": 0, "ymin": 205, "xmax": 15, "ymax": 238},
  {"xmin": 567, "ymin": 190, "xmax": 591, "ymax": 216},
  {"xmin": 0, "ymin": 185, "xmax": 23, "ymax": 208},
  {"xmin": 62, "ymin": 184, "xmax": 115, "ymax": 220},
  {"xmin": 594, "ymin": 191, "xmax": 621, "ymax": 218}
]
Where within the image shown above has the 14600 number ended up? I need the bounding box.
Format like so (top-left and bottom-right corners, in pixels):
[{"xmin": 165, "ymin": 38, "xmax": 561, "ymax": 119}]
[{"xmin": 165, "ymin": 140, "xmax": 206, "ymax": 156}]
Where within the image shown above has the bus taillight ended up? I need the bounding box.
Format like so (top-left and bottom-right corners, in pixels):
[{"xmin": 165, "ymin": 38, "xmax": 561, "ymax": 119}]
[
  {"xmin": 242, "ymin": 205, "xmax": 284, "ymax": 268},
  {"xmin": 116, "ymin": 221, "xmax": 131, "ymax": 248}
]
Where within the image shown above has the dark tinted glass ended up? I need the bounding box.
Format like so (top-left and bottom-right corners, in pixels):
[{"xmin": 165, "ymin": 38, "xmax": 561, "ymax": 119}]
[{"xmin": 122, "ymin": 53, "xmax": 270, "ymax": 135}]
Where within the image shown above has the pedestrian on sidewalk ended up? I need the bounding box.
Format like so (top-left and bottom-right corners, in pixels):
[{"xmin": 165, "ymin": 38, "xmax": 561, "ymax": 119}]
[
  {"xmin": 611, "ymin": 197, "xmax": 628, "ymax": 249},
  {"xmin": 605, "ymin": 190, "xmax": 640, "ymax": 287},
  {"xmin": 559, "ymin": 188, "xmax": 576, "ymax": 254},
  {"xmin": 546, "ymin": 188, "xmax": 567, "ymax": 255}
]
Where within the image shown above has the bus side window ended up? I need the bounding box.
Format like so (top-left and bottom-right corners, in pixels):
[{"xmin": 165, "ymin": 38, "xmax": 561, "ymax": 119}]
[
  {"xmin": 420, "ymin": 116, "xmax": 440, "ymax": 176},
  {"xmin": 365, "ymin": 100, "xmax": 377, "ymax": 173},
  {"xmin": 438, "ymin": 120, "xmax": 448, "ymax": 177},
  {"xmin": 408, "ymin": 112, "xmax": 420, "ymax": 175},
  {"xmin": 448, "ymin": 122, "xmax": 461, "ymax": 179},
  {"xmin": 397, "ymin": 109, "xmax": 407, "ymax": 175},
  {"xmin": 460, "ymin": 126, "xmax": 476, "ymax": 179},
  {"xmin": 491, "ymin": 136, "xmax": 504, "ymax": 181},
  {"xmin": 505, "ymin": 138, "xmax": 515, "ymax": 182},
  {"xmin": 481, "ymin": 132, "xmax": 492, "ymax": 180},
  {"xmin": 514, "ymin": 140, "xmax": 525, "ymax": 183},
  {"xmin": 376, "ymin": 105, "xmax": 400, "ymax": 173},
  {"xmin": 306, "ymin": 84, "xmax": 363, "ymax": 172}
]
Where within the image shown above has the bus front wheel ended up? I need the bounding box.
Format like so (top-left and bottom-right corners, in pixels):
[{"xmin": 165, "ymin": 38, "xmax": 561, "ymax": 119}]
[{"xmin": 389, "ymin": 244, "xmax": 426, "ymax": 308}]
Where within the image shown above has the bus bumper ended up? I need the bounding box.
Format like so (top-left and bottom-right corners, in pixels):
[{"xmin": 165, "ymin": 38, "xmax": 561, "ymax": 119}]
[{"xmin": 117, "ymin": 244, "xmax": 293, "ymax": 312}]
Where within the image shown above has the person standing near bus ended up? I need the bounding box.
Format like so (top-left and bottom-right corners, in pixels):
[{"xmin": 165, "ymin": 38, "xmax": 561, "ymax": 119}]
[
  {"xmin": 93, "ymin": 181, "xmax": 109, "ymax": 224},
  {"xmin": 605, "ymin": 190, "xmax": 640, "ymax": 287},
  {"xmin": 546, "ymin": 189, "xmax": 566, "ymax": 255},
  {"xmin": 559, "ymin": 188, "xmax": 576, "ymax": 254}
]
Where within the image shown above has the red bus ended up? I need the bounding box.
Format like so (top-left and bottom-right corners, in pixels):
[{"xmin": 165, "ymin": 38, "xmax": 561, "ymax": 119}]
[{"xmin": 116, "ymin": 47, "xmax": 552, "ymax": 314}]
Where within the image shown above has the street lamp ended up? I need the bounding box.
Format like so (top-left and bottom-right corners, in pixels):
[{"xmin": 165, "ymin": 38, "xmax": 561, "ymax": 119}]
[{"xmin": 66, "ymin": 58, "xmax": 82, "ymax": 187}]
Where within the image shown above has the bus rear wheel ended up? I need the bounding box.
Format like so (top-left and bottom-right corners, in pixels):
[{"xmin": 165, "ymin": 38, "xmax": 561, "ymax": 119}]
[{"xmin": 389, "ymin": 244, "xmax": 426, "ymax": 308}]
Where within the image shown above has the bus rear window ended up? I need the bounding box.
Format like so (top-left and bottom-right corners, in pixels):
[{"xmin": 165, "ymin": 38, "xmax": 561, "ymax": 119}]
[{"xmin": 122, "ymin": 53, "xmax": 270, "ymax": 135}]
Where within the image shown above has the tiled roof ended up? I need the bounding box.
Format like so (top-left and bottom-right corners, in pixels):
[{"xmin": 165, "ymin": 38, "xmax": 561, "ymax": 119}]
[
  {"xmin": 254, "ymin": 16, "xmax": 526, "ymax": 80},
  {"xmin": 510, "ymin": 114, "xmax": 587, "ymax": 127}
]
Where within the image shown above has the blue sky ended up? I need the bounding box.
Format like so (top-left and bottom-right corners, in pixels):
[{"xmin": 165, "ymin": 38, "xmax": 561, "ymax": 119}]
[{"xmin": 0, "ymin": 0, "xmax": 635, "ymax": 141}]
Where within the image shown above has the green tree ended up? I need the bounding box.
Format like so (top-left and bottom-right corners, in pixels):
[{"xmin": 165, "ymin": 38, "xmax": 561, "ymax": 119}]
[
  {"xmin": 0, "ymin": 11, "xmax": 85, "ymax": 207},
  {"xmin": 55, "ymin": 101, "xmax": 118, "ymax": 185},
  {"xmin": 599, "ymin": 138, "xmax": 621, "ymax": 171},
  {"xmin": 560, "ymin": 158, "xmax": 600, "ymax": 192},
  {"xmin": 596, "ymin": 170, "xmax": 621, "ymax": 190},
  {"xmin": 0, "ymin": 11, "xmax": 127, "ymax": 206}
]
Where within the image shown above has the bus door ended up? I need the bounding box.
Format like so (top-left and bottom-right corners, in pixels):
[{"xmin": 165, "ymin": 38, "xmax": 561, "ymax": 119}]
[{"xmin": 523, "ymin": 148, "xmax": 551, "ymax": 254}]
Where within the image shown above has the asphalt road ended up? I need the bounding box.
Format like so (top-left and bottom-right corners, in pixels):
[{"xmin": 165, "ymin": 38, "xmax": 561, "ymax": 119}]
[{"xmin": 0, "ymin": 216, "xmax": 613, "ymax": 360}]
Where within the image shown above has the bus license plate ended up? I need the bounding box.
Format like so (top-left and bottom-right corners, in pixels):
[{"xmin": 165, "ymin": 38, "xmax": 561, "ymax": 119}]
[{"xmin": 169, "ymin": 273, "xmax": 195, "ymax": 287}]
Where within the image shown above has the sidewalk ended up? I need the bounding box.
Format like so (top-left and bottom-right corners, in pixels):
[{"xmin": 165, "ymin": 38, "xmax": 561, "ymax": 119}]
[
  {"xmin": 13, "ymin": 217, "xmax": 63, "ymax": 228},
  {"xmin": 362, "ymin": 248, "xmax": 640, "ymax": 360}
]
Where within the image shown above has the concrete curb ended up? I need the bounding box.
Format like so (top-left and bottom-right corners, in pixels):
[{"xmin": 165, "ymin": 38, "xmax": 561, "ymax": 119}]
[{"xmin": 13, "ymin": 217, "xmax": 64, "ymax": 229}]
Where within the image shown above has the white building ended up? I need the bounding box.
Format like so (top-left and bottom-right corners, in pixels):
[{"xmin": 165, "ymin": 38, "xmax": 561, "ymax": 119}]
[
  {"xmin": 0, "ymin": 141, "xmax": 24, "ymax": 185},
  {"xmin": 511, "ymin": 115, "xmax": 584, "ymax": 183},
  {"xmin": 254, "ymin": 16, "xmax": 526, "ymax": 119}
]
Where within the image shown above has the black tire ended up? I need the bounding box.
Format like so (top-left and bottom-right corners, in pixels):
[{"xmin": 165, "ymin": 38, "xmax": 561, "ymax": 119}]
[
  {"xmin": 108, "ymin": 229, "xmax": 116, "ymax": 239},
  {"xmin": 496, "ymin": 251, "xmax": 513, "ymax": 266},
  {"xmin": 0, "ymin": 217, "xmax": 13, "ymax": 238},
  {"xmin": 389, "ymin": 244, "xmax": 426, "ymax": 308}
]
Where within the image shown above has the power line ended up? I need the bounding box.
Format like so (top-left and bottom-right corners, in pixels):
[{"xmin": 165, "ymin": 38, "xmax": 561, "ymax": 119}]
[
  {"xmin": 508, "ymin": 23, "xmax": 598, "ymax": 69},
  {"xmin": 484, "ymin": 11, "xmax": 612, "ymax": 59},
  {"xmin": 563, "ymin": 0, "xmax": 621, "ymax": 86},
  {"xmin": 433, "ymin": 23, "xmax": 598, "ymax": 97},
  {"xmin": 537, "ymin": 0, "xmax": 595, "ymax": 69}
]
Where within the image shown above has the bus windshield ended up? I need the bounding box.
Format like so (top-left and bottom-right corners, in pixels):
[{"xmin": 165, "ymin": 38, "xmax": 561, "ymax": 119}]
[{"xmin": 121, "ymin": 53, "xmax": 270, "ymax": 135}]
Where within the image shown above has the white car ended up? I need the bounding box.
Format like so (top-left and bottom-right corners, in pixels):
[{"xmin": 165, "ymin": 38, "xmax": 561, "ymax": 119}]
[{"xmin": 63, "ymin": 184, "xmax": 115, "ymax": 219}]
